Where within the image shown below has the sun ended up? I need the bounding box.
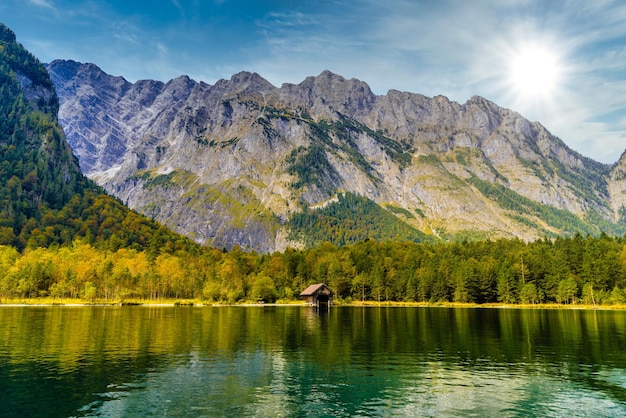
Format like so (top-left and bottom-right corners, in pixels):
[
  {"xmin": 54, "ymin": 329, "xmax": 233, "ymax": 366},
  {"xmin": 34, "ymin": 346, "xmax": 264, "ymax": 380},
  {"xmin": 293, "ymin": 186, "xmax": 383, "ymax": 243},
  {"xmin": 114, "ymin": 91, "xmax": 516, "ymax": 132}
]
[{"xmin": 508, "ymin": 44, "xmax": 563, "ymax": 102}]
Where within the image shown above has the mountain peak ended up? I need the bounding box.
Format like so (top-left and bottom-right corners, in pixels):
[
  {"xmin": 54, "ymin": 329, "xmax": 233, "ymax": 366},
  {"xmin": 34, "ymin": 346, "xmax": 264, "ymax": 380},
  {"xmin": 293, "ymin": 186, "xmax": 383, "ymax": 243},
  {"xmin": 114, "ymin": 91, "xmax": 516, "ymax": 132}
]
[
  {"xmin": 317, "ymin": 69, "xmax": 347, "ymax": 82},
  {"xmin": 230, "ymin": 71, "xmax": 274, "ymax": 86},
  {"xmin": 0, "ymin": 23, "xmax": 16, "ymax": 43},
  {"xmin": 465, "ymin": 95, "xmax": 502, "ymax": 110},
  {"xmin": 278, "ymin": 70, "xmax": 377, "ymax": 117},
  {"xmin": 210, "ymin": 71, "xmax": 275, "ymax": 97}
]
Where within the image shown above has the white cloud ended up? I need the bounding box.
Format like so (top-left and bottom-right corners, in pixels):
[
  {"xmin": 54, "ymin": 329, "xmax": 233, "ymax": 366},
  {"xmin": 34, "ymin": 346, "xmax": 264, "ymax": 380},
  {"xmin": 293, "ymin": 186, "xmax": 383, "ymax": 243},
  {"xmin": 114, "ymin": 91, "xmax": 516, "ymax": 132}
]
[{"xmin": 29, "ymin": 0, "xmax": 55, "ymax": 10}]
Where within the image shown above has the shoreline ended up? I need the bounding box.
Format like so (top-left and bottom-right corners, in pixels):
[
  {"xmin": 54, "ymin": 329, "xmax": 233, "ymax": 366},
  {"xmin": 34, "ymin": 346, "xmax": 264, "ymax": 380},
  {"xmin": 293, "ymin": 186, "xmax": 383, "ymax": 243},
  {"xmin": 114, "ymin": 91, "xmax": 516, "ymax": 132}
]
[{"xmin": 2, "ymin": 298, "xmax": 626, "ymax": 310}]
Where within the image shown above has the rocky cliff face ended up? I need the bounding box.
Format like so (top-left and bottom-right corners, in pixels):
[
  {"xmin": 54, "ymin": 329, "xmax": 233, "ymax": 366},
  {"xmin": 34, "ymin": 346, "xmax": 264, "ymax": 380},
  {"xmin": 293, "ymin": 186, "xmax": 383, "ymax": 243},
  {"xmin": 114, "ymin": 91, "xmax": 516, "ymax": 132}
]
[
  {"xmin": 608, "ymin": 151, "xmax": 626, "ymax": 221},
  {"xmin": 47, "ymin": 60, "xmax": 626, "ymax": 251}
]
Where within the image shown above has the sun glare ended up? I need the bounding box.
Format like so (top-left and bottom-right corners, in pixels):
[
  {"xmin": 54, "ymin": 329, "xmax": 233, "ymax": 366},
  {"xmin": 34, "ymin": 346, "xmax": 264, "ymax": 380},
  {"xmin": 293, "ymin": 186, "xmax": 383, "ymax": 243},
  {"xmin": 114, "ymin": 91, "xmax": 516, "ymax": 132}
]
[{"xmin": 508, "ymin": 45, "xmax": 562, "ymax": 101}]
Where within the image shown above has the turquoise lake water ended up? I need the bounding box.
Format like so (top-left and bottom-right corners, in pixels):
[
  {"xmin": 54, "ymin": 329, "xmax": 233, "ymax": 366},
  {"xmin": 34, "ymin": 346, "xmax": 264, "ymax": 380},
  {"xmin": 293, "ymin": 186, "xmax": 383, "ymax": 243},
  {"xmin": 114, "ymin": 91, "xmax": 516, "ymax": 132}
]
[{"xmin": 1, "ymin": 305, "xmax": 626, "ymax": 417}]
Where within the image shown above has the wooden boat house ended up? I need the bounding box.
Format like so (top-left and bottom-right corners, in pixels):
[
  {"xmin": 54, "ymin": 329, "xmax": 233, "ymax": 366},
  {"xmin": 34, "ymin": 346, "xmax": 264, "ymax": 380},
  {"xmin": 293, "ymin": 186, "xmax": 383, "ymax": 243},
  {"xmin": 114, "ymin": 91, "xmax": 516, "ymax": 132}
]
[{"xmin": 300, "ymin": 283, "xmax": 334, "ymax": 306}]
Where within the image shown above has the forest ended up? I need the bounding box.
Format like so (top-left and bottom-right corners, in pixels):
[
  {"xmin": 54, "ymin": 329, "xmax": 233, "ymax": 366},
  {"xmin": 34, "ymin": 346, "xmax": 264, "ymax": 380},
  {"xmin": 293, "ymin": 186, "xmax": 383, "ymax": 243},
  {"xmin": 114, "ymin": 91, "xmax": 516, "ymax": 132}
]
[
  {"xmin": 288, "ymin": 192, "xmax": 429, "ymax": 247},
  {"xmin": 1, "ymin": 233, "xmax": 626, "ymax": 306}
]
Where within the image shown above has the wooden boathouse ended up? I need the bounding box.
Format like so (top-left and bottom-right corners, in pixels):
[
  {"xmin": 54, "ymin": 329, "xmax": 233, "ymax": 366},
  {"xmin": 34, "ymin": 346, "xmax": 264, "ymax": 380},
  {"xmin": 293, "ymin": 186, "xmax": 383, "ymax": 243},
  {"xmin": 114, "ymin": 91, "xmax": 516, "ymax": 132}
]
[{"xmin": 300, "ymin": 283, "xmax": 334, "ymax": 307}]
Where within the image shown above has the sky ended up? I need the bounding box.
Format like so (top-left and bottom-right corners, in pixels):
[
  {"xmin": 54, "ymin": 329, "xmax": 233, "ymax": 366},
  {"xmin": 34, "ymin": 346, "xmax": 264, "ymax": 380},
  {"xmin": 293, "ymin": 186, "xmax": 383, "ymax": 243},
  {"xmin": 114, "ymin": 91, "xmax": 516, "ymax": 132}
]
[{"xmin": 2, "ymin": 0, "xmax": 626, "ymax": 164}]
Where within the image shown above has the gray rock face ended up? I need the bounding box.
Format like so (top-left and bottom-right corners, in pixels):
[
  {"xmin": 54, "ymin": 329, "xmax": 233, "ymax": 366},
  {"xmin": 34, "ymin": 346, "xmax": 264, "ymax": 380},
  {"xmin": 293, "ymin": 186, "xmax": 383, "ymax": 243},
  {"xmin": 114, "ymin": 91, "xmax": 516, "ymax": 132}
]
[
  {"xmin": 47, "ymin": 60, "xmax": 626, "ymax": 251},
  {"xmin": 608, "ymin": 151, "xmax": 626, "ymax": 219}
]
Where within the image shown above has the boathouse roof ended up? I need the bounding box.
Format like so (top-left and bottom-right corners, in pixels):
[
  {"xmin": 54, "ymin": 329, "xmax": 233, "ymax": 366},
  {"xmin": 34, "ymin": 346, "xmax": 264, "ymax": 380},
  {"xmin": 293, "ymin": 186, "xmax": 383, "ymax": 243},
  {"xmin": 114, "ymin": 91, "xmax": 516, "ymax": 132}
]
[{"xmin": 300, "ymin": 283, "xmax": 333, "ymax": 296}]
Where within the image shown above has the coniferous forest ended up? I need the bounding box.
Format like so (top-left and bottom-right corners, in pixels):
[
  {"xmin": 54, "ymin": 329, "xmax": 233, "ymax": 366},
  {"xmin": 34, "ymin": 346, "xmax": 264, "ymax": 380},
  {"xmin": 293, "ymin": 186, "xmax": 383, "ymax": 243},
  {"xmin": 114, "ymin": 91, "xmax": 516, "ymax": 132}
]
[{"xmin": 2, "ymin": 22, "xmax": 626, "ymax": 307}]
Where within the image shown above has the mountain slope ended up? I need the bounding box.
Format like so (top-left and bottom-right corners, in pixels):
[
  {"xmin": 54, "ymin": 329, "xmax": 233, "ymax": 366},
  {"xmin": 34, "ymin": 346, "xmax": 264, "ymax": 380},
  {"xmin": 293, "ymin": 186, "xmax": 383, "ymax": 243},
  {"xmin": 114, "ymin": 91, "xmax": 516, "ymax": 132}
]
[
  {"xmin": 0, "ymin": 24, "xmax": 193, "ymax": 253},
  {"xmin": 47, "ymin": 60, "xmax": 626, "ymax": 251}
]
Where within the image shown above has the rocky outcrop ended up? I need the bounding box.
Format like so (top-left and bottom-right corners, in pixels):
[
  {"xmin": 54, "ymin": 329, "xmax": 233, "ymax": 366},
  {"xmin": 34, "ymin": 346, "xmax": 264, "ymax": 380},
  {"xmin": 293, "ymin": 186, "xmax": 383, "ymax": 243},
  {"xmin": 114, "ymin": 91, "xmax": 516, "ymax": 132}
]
[
  {"xmin": 47, "ymin": 60, "xmax": 626, "ymax": 251},
  {"xmin": 608, "ymin": 151, "xmax": 626, "ymax": 220}
]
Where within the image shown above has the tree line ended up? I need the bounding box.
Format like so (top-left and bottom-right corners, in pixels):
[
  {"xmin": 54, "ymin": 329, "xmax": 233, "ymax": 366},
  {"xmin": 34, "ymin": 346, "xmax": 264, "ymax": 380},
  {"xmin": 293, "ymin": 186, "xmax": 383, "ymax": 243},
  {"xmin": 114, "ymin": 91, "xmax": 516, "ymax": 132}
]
[{"xmin": 1, "ymin": 233, "xmax": 625, "ymax": 305}]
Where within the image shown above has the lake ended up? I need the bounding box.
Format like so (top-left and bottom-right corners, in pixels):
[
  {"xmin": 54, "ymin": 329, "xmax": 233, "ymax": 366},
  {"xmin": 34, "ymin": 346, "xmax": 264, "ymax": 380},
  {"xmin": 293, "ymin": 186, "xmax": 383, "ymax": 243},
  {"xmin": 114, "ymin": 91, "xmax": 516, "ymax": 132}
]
[{"xmin": 1, "ymin": 306, "xmax": 626, "ymax": 417}]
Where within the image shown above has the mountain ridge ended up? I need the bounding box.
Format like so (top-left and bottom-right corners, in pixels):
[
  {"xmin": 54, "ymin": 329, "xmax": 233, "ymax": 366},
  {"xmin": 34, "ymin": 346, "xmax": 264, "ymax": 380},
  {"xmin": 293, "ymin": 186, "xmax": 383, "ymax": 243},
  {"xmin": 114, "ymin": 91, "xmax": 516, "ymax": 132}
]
[{"xmin": 47, "ymin": 59, "xmax": 626, "ymax": 251}]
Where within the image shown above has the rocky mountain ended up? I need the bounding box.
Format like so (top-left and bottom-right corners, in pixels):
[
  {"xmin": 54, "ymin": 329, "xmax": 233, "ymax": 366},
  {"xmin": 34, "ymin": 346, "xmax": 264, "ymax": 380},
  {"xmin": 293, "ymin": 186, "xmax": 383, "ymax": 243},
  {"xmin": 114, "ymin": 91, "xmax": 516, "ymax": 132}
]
[
  {"xmin": 47, "ymin": 60, "xmax": 626, "ymax": 251},
  {"xmin": 0, "ymin": 23, "xmax": 193, "ymax": 252}
]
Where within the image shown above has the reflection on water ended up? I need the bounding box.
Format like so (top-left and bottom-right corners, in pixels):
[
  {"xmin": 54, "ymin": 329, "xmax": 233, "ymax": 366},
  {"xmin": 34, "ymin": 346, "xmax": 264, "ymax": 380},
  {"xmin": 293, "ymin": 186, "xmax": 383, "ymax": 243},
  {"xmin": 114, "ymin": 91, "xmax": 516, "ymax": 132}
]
[{"xmin": 1, "ymin": 306, "xmax": 626, "ymax": 417}]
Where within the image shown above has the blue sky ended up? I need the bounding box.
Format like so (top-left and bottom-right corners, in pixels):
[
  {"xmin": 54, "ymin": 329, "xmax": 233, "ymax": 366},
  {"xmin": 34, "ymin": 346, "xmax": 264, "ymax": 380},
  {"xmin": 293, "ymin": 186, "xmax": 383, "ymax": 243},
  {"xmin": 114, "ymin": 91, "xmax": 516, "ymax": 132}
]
[{"xmin": 2, "ymin": 0, "xmax": 626, "ymax": 164}]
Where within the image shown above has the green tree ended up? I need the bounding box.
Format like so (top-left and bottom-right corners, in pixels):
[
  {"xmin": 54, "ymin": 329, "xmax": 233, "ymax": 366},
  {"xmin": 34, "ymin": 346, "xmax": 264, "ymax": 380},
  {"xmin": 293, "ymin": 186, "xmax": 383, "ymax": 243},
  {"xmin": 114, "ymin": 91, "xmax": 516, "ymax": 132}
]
[
  {"xmin": 557, "ymin": 277, "xmax": 578, "ymax": 304},
  {"xmin": 497, "ymin": 262, "xmax": 517, "ymax": 304},
  {"xmin": 519, "ymin": 283, "xmax": 539, "ymax": 304},
  {"xmin": 250, "ymin": 274, "xmax": 278, "ymax": 303},
  {"xmin": 609, "ymin": 286, "xmax": 626, "ymax": 305},
  {"xmin": 82, "ymin": 281, "xmax": 97, "ymax": 302},
  {"xmin": 581, "ymin": 283, "xmax": 598, "ymax": 306}
]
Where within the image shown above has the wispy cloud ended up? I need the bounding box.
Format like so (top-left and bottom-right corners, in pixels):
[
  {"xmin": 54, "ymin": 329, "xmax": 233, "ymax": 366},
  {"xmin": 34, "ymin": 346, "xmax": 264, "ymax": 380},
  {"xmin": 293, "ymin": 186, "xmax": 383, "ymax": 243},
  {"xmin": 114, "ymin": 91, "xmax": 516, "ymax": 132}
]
[
  {"xmin": 109, "ymin": 19, "xmax": 144, "ymax": 46},
  {"xmin": 29, "ymin": 0, "xmax": 55, "ymax": 10},
  {"xmin": 259, "ymin": 11, "xmax": 320, "ymax": 28}
]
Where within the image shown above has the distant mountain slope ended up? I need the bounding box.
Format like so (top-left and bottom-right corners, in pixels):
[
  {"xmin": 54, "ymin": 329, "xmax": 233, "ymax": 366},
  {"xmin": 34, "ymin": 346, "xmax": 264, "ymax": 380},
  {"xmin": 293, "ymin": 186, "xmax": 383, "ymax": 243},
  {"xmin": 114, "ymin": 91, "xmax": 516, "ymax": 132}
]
[
  {"xmin": 47, "ymin": 60, "xmax": 626, "ymax": 251},
  {"xmin": 0, "ymin": 23, "xmax": 193, "ymax": 252}
]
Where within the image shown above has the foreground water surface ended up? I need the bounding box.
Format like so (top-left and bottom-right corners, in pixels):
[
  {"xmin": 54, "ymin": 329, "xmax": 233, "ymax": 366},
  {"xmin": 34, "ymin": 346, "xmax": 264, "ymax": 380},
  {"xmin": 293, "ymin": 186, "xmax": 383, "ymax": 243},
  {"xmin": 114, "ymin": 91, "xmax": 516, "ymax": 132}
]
[{"xmin": 1, "ymin": 305, "xmax": 626, "ymax": 417}]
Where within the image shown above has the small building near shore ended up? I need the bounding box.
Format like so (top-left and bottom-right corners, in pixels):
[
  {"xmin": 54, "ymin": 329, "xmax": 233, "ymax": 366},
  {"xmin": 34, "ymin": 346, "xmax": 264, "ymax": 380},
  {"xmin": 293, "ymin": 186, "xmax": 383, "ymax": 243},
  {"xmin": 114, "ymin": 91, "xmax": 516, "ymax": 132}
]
[{"xmin": 300, "ymin": 283, "xmax": 334, "ymax": 306}]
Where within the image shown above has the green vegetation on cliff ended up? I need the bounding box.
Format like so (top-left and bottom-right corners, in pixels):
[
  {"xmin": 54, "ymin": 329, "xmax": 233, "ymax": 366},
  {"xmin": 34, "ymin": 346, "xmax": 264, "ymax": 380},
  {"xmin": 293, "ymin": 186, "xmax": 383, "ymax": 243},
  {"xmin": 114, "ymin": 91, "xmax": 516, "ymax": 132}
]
[
  {"xmin": 468, "ymin": 175, "xmax": 626, "ymax": 237},
  {"xmin": 287, "ymin": 192, "xmax": 429, "ymax": 247},
  {"xmin": 286, "ymin": 144, "xmax": 339, "ymax": 194}
]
